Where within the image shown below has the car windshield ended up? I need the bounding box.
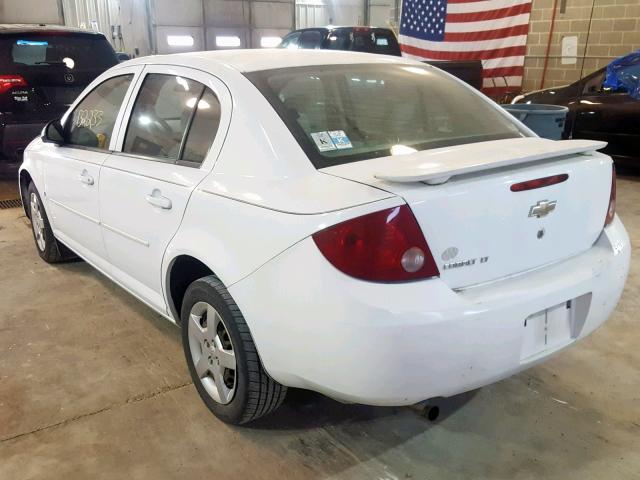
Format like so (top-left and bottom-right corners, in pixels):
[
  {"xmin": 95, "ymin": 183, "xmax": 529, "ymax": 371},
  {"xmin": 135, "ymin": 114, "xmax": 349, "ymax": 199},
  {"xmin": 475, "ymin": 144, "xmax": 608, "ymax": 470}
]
[
  {"xmin": 0, "ymin": 33, "xmax": 117, "ymax": 73},
  {"xmin": 247, "ymin": 64, "xmax": 527, "ymax": 168}
]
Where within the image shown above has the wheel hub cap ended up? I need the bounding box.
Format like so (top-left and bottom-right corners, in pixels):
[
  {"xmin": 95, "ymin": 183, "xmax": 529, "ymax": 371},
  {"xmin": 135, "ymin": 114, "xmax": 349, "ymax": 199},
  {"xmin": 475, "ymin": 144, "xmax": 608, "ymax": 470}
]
[
  {"xmin": 30, "ymin": 193, "xmax": 46, "ymax": 251},
  {"xmin": 187, "ymin": 301, "xmax": 237, "ymax": 404}
]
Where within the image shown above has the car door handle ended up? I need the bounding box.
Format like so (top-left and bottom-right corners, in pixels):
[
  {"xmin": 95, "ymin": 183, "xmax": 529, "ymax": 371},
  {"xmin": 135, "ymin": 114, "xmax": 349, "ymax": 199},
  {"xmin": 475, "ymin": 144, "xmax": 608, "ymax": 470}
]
[
  {"xmin": 145, "ymin": 190, "xmax": 172, "ymax": 210},
  {"xmin": 78, "ymin": 170, "xmax": 94, "ymax": 186}
]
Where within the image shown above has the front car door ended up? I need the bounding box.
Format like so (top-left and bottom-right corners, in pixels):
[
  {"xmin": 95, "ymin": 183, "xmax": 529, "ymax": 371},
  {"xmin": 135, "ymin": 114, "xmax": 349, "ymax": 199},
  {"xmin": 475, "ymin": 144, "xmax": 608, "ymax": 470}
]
[
  {"xmin": 572, "ymin": 69, "xmax": 640, "ymax": 162},
  {"xmin": 98, "ymin": 65, "xmax": 231, "ymax": 312},
  {"xmin": 43, "ymin": 66, "xmax": 140, "ymax": 261}
]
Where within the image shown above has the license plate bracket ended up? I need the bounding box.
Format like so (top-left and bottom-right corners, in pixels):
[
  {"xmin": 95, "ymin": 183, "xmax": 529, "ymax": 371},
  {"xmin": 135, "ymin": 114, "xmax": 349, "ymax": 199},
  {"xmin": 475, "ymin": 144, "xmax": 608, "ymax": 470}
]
[{"xmin": 521, "ymin": 293, "xmax": 592, "ymax": 361}]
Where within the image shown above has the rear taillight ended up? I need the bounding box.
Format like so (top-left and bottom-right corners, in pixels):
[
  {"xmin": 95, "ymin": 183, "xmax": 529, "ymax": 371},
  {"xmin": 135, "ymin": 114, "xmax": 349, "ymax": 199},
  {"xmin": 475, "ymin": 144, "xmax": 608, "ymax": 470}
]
[
  {"xmin": 605, "ymin": 164, "xmax": 616, "ymax": 226},
  {"xmin": 312, "ymin": 205, "xmax": 439, "ymax": 282},
  {"xmin": 0, "ymin": 75, "xmax": 28, "ymax": 95}
]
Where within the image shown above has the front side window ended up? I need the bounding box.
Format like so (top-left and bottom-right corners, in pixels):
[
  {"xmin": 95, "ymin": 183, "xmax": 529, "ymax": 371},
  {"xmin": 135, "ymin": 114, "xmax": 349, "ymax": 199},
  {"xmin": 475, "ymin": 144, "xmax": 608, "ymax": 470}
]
[
  {"xmin": 299, "ymin": 31, "xmax": 323, "ymax": 49},
  {"xmin": 67, "ymin": 74, "xmax": 133, "ymax": 150},
  {"xmin": 124, "ymin": 74, "xmax": 220, "ymax": 165},
  {"xmin": 247, "ymin": 64, "xmax": 526, "ymax": 168}
]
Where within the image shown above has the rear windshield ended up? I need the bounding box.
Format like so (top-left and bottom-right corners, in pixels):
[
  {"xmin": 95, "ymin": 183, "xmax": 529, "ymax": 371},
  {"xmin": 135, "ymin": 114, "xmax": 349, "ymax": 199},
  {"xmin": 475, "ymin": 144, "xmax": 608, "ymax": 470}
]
[
  {"xmin": 247, "ymin": 64, "xmax": 527, "ymax": 168},
  {"xmin": 0, "ymin": 33, "xmax": 117, "ymax": 73},
  {"xmin": 327, "ymin": 29, "xmax": 401, "ymax": 56}
]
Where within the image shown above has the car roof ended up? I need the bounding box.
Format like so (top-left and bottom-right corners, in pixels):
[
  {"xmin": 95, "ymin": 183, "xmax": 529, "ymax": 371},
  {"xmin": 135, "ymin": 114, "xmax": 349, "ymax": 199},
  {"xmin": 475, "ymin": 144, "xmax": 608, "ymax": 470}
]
[
  {"xmin": 0, "ymin": 24, "xmax": 105, "ymax": 36},
  {"xmin": 123, "ymin": 48, "xmax": 417, "ymax": 73},
  {"xmin": 288, "ymin": 26, "xmax": 394, "ymax": 34}
]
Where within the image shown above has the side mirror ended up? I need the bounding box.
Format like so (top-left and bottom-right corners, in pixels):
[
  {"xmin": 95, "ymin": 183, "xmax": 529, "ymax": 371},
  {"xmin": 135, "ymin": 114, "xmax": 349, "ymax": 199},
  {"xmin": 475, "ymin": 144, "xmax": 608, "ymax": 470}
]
[
  {"xmin": 116, "ymin": 52, "xmax": 131, "ymax": 62},
  {"xmin": 42, "ymin": 119, "xmax": 66, "ymax": 145}
]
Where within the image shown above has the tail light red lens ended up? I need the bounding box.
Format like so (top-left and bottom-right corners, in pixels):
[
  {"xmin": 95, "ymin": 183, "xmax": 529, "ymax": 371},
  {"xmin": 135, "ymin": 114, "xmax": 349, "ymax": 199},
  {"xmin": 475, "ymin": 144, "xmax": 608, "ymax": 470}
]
[
  {"xmin": 605, "ymin": 164, "xmax": 616, "ymax": 226},
  {"xmin": 312, "ymin": 205, "xmax": 439, "ymax": 282},
  {"xmin": 0, "ymin": 75, "xmax": 28, "ymax": 95}
]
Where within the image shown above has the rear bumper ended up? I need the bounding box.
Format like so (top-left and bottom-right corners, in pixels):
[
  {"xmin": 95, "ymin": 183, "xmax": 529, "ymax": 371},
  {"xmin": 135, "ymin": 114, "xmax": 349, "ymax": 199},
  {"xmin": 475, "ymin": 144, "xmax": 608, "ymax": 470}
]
[
  {"xmin": 229, "ymin": 216, "xmax": 630, "ymax": 406},
  {"xmin": 1, "ymin": 122, "xmax": 45, "ymax": 159}
]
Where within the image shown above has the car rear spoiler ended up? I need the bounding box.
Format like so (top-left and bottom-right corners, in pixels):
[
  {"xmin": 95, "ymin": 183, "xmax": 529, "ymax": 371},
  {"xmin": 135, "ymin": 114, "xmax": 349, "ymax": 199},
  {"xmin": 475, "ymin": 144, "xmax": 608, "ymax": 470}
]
[{"xmin": 375, "ymin": 138, "xmax": 607, "ymax": 185}]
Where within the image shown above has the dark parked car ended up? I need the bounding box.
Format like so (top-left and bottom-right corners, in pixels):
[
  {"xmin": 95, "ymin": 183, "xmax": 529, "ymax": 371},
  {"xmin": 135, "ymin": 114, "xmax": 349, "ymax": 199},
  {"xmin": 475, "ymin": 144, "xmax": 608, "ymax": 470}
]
[
  {"xmin": 279, "ymin": 26, "xmax": 485, "ymax": 90},
  {"xmin": 0, "ymin": 24, "xmax": 118, "ymax": 162},
  {"xmin": 513, "ymin": 67, "xmax": 640, "ymax": 164},
  {"xmin": 280, "ymin": 27, "xmax": 402, "ymax": 56}
]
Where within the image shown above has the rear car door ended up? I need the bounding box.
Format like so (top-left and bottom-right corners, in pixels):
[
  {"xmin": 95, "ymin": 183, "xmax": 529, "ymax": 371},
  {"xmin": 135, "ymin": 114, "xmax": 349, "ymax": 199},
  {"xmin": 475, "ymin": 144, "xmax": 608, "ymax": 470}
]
[
  {"xmin": 99, "ymin": 66, "xmax": 231, "ymax": 311},
  {"xmin": 44, "ymin": 67, "xmax": 139, "ymax": 260},
  {"xmin": 572, "ymin": 70, "xmax": 640, "ymax": 161}
]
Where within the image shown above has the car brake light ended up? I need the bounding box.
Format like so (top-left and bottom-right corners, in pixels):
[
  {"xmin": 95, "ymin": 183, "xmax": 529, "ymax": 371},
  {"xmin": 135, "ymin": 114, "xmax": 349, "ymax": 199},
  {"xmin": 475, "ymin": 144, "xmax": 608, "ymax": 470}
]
[
  {"xmin": 510, "ymin": 173, "xmax": 569, "ymax": 192},
  {"xmin": 605, "ymin": 164, "xmax": 616, "ymax": 226},
  {"xmin": 312, "ymin": 205, "xmax": 439, "ymax": 282},
  {"xmin": 0, "ymin": 75, "xmax": 28, "ymax": 95}
]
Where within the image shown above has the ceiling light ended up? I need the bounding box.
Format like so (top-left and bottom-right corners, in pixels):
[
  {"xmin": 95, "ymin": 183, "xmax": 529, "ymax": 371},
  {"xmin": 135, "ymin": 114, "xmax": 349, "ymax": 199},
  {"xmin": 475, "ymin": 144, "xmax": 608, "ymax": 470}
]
[
  {"xmin": 167, "ymin": 35, "xmax": 194, "ymax": 47},
  {"xmin": 216, "ymin": 36, "xmax": 241, "ymax": 47}
]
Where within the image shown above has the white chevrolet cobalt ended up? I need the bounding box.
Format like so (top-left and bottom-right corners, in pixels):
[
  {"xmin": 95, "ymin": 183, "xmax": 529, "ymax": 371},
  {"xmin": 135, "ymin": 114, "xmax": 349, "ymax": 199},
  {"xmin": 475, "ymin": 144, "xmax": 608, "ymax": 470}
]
[{"xmin": 19, "ymin": 50, "xmax": 630, "ymax": 424}]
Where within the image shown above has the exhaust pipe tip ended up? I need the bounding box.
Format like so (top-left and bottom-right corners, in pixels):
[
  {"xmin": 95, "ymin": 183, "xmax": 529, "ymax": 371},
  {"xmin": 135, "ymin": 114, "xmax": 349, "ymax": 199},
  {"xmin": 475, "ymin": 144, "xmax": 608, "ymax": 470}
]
[{"xmin": 421, "ymin": 404, "xmax": 440, "ymax": 421}]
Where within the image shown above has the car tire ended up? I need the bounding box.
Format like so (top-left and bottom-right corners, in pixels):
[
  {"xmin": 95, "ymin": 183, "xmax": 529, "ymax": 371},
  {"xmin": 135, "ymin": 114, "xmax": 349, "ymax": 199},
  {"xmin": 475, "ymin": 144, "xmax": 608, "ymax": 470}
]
[
  {"xmin": 27, "ymin": 182, "xmax": 75, "ymax": 263},
  {"xmin": 181, "ymin": 275, "xmax": 287, "ymax": 425}
]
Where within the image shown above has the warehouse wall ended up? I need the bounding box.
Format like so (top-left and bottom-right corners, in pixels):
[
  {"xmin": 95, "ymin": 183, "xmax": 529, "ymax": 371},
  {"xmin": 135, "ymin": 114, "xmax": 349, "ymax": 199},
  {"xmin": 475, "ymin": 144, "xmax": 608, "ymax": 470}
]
[
  {"xmin": 0, "ymin": 0, "xmax": 63, "ymax": 24},
  {"xmin": 523, "ymin": 0, "xmax": 640, "ymax": 92},
  {"xmin": 151, "ymin": 0, "xmax": 295, "ymax": 52}
]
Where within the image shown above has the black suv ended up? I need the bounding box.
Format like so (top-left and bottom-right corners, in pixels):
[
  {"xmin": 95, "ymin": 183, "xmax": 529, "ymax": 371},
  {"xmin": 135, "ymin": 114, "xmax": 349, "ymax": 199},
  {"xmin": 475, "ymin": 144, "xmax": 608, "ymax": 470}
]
[
  {"xmin": 1, "ymin": 25, "xmax": 118, "ymax": 162},
  {"xmin": 280, "ymin": 27, "xmax": 402, "ymax": 57}
]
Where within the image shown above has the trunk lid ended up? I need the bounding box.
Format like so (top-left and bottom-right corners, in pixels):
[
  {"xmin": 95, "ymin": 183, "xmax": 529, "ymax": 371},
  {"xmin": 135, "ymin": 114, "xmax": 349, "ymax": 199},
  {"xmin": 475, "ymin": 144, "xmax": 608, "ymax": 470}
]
[{"xmin": 321, "ymin": 138, "xmax": 613, "ymax": 289}]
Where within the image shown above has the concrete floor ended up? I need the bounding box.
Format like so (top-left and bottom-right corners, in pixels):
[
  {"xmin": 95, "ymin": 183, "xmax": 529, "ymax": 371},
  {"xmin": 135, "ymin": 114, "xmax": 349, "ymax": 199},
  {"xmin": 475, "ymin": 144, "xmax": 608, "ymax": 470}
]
[{"xmin": 0, "ymin": 174, "xmax": 638, "ymax": 480}]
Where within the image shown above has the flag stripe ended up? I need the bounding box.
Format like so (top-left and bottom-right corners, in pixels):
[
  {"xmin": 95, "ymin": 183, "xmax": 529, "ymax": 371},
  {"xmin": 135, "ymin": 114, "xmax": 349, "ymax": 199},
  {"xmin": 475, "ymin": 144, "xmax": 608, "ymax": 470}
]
[
  {"xmin": 447, "ymin": 3, "xmax": 532, "ymax": 23},
  {"xmin": 444, "ymin": 23, "xmax": 529, "ymax": 42},
  {"xmin": 482, "ymin": 85, "xmax": 518, "ymax": 96},
  {"xmin": 399, "ymin": 34, "xmax": 527, "ymax": 53},
  {"xmin": 482, "ymin": 76, "xmax": 522, "ymax": 88},
  {"xmin": 447, "ymin": 0, "xmax": 531, "ymax": 14},
  {"xmin": 400, "ymin": 43, "xmax": 527, "ymax": 61},
  {"xmin": 482, "ymin": 55, "xmax": 525, "ymax": 69},
  {"xmin": 399, "ymin": 0, "xmax": 532, "ymax": 96},
  {"xmin": 482, "ymin": 65, "xmax": 524, "ymax": 78},
  {"xmin": 445, "ymin": 14, "xmax": 530, "ymax": 33}
]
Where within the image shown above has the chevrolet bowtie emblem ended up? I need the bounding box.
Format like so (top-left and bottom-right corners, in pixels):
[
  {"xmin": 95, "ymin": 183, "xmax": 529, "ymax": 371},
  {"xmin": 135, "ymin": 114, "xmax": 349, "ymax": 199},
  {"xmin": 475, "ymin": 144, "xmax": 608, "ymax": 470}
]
[{"xmin": 529, "ymin": 200, "xmax": 557, "ymax": 218}]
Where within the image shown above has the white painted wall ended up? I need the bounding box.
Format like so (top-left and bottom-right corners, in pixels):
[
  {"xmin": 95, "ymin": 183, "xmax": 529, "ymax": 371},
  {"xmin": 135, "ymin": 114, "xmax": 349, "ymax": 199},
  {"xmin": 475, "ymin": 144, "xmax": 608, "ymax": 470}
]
[{"xmin": 0, "ymin": 0, "xmax": 63, "ymax": 24}]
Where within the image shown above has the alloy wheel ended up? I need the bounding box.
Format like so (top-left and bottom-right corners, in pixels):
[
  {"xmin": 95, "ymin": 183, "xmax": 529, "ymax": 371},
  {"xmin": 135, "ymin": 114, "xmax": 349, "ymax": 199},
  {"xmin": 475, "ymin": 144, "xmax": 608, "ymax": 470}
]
[
  {"xmin": 187, "ymin": 301, "xmax": 237, "ymax": 404},
  {"xmin": 30, "ymin": 192, "xmax": 46, "ymax": 251}
]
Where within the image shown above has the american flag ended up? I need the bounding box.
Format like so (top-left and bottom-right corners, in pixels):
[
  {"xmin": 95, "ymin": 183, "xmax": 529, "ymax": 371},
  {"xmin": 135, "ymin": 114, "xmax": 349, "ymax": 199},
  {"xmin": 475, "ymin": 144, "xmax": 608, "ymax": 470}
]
[{"xmin": 398, "ymin": 0, "xmax": 532, "ymax": 96}]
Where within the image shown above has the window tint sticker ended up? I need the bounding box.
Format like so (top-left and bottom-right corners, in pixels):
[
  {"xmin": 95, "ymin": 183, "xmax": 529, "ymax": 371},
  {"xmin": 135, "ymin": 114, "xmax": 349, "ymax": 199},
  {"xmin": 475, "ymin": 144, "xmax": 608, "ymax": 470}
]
[
  {"xmin": 311, "ymin": 131, "xmax": 337, "ymax": 151},
  {"xmin": 328, "ymin": 130, "xmax": 353, "ymax": 149}
]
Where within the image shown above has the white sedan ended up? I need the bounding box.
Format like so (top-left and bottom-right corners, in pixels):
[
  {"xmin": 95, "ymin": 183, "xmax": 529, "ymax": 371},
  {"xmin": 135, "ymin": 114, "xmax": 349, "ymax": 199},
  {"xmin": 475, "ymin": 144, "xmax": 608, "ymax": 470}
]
[{"xmin": 19, "ymin": 50, "xmax": 630, "ymax": 424}]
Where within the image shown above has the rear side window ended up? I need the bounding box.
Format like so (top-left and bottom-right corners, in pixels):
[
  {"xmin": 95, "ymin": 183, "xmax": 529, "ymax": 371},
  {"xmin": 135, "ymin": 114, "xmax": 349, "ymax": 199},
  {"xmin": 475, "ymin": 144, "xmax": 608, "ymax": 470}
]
[
  {"xmin": 67, "ymin": 74, "xmax": 133, "ymax": 150},
  {"xmin": 281, "ymin": 32, "xmax": 301, "ymax": 49},
  {"xmin": 180, "ymin": 89, "xmax": 222, "ymax": 166},
  {"xmin": 124, "ymin": 74, "xmax": 219, "ymax": 165}
]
